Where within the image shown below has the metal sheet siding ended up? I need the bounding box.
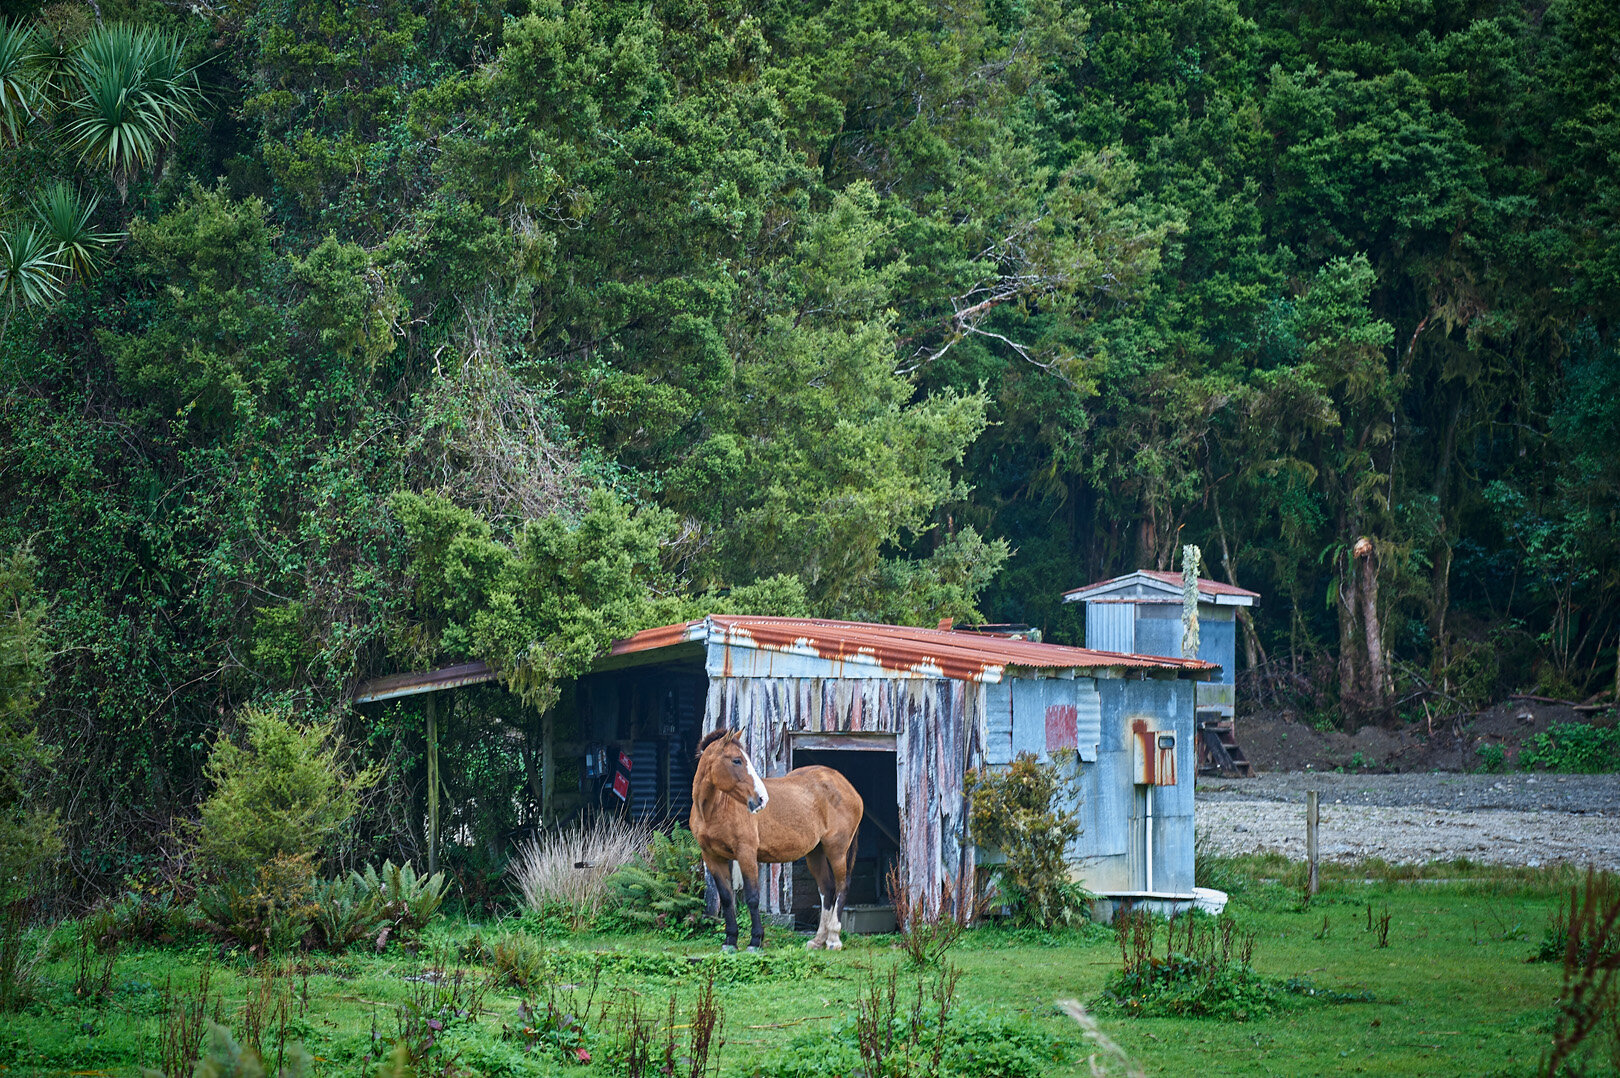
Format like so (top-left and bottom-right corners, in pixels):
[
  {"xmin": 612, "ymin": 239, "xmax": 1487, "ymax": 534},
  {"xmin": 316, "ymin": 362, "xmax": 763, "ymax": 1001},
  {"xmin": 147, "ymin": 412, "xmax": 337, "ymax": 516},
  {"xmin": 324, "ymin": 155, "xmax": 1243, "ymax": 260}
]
[
  {"xmin": 1004, "ymin": 676, "xmax": 1103, "ymax": 762},
  {"xmin": 984, "ymin": 680, "xmax": 1014, "ymax": 765},
  {"xmin": 1059, "ymin": 677, "xmax": 1196, "ymax": 895},
  {"xmin": 702, "ymin": 674, "xmax": 985, "ymax": 918},
  {"xmin": 1076, "ymin": 681, "xmax": 1102, "ymax": 762},
  {"xmin": 1196, "ymin": 681, "xmax": 1236, "ymax": 712},
  {"xmin": 1198, "ymin": 619, "xmax": 1237, "ymax": 683},
  {"xmin": 1133, "ymin": 616, "xmax": 1184, "ymax": 661},
  {"xmin": 1085, "ymin": 602, "xmax": 1135, "ymax": 653}
]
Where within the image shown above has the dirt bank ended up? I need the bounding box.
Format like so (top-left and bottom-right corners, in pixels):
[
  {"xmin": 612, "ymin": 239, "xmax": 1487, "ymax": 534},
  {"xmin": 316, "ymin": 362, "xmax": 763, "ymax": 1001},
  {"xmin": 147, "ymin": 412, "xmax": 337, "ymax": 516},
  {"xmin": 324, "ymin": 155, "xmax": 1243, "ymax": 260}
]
[{"xmin": 1235, "ymin": 700, "xmax": 1618, "ymax": 774}]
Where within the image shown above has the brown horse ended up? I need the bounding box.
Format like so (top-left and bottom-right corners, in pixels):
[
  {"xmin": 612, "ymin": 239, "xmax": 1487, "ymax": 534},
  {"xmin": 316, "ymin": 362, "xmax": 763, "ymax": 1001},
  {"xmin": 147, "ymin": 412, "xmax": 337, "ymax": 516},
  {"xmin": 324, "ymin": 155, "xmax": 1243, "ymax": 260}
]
[{"xmin": 690, "ymin": 730, "xmax": 864, "ymax": 952}]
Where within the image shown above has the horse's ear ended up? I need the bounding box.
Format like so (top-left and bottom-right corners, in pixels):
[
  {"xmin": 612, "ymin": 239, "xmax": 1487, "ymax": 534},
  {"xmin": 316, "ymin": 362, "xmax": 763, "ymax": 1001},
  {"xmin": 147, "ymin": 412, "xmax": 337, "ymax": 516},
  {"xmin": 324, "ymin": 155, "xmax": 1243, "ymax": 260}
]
[{"xmin": 696, "ymin": 729, "xmax": 727, "ymax": 756}]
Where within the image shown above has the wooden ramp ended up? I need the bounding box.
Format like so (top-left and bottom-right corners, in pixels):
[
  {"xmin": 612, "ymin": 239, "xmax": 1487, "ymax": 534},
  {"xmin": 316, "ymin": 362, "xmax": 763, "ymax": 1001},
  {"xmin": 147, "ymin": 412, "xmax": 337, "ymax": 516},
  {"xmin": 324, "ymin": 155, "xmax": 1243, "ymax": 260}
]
[{"xmin": 1197, "ymin": 719, "xmax": 1254, "ymax": 777}]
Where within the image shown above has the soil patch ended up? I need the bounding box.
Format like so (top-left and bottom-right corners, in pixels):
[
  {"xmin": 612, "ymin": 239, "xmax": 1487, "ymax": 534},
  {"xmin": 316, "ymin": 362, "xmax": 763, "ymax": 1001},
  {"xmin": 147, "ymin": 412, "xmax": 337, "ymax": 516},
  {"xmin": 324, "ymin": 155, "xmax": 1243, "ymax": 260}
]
[{"xmin": 1233, "ymin": 699, "xmax": 1617, "ymax": 774}]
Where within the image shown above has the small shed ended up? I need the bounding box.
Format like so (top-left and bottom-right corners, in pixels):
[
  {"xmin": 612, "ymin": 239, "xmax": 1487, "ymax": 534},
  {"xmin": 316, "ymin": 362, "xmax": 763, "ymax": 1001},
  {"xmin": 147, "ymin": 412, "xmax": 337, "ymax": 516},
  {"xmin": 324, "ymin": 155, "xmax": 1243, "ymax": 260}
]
[
  {"xmin": 587, "ymin": 615, "xmax": 1214, "ymax": 917},
  {"xmin": 1061, "ymin": 571, "xmax": 1258, "ymax": 719},
  {"xmin": 1062, "ymin": 572, "xmax": 1259, "ymax": 777}
]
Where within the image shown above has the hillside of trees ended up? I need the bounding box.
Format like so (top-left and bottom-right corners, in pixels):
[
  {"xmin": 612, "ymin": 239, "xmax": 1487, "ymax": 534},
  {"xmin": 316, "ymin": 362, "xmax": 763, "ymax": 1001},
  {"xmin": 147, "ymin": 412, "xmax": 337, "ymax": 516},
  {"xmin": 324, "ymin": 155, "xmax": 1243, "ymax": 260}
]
[{"xmin": 1, "ymin": 0, "xmax": 1615, "ymax": 897}]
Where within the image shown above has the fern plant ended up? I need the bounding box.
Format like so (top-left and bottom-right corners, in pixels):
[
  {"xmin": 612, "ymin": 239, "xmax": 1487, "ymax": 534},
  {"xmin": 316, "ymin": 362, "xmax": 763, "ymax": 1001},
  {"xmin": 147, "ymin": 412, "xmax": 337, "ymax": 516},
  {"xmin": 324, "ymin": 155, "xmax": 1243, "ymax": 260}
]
[
  {"xmin": 196, "ymin": 854, "xmax": 316, "ymax": 958},
  {"xmin": 606, "ymin": 828, "xmax": 710, "ymax": 936},
  {"xmin": 309, "ymin": 876, "xmax": 384, "ymax": 952},
  {"xmin": 352, "ymin": 860, "xmax": 449, "ymax": 939}
]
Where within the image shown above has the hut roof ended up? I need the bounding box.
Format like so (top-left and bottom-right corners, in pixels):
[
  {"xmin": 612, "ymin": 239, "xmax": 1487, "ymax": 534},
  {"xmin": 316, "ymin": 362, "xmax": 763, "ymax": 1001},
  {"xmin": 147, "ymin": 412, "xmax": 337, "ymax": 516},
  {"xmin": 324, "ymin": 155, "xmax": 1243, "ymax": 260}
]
[
  {"xmin": 611, "ymin": 615, "xmax": 1216, "ymax": 684},
  {"xmin": 354, "ymin": 615, "xmax": 1218, "ymax": 701},
  {"xmin": 1062, "ymin": 570, "xmax": 1259, "ymax": 606}
]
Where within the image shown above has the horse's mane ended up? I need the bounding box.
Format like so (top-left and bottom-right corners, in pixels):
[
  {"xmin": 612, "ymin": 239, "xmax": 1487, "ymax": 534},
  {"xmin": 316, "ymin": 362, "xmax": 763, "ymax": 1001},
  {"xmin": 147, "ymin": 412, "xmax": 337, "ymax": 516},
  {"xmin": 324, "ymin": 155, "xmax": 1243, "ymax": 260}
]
[{"xmin": 695, "ymin": 729, "xmax": 732, "ymax": 758}]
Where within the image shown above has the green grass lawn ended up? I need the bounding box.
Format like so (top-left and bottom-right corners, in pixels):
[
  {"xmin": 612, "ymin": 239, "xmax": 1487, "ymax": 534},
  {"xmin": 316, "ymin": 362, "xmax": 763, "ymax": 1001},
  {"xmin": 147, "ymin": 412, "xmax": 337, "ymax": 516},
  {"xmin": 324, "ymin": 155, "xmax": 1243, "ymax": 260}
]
[{"xmin": 0, "ymin": 859, "xmax": 1592, "ymax": 1078}]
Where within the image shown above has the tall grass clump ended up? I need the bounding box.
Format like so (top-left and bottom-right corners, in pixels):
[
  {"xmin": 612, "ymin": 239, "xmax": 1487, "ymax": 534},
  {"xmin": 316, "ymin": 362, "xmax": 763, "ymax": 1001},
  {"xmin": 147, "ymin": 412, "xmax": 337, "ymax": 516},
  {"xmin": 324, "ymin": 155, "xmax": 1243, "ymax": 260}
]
[
  {"xmin": 1099, "ymin": 912, "xmax": 1276, "ymax": 1021},
  {"xmin": 1542, "ymin": 869, "xmax": 1620, "ymax": 1076},
  {"xmin": 510, "ymin": 816, "xmax": 654, "ymax": 927}
]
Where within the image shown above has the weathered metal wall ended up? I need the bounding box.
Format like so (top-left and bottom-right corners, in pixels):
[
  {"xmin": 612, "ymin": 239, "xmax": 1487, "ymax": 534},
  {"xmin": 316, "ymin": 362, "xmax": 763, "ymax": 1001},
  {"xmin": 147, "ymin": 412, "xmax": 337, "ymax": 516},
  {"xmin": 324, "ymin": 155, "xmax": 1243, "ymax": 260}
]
[
  {"xmin": 1132, "ymin": 610, "xmax": 1183, "ymax": 665},
  {"xmin": 985, "ymin": 676, "xmax": 1102, "ymax": 764},
  {"xmin": 1130, "ymin": 602, "xmax": 1239, "ymax": 715},
  {"xmin": 1194, "ymin": 614, "xmax": 1237, "ymax": 714},
  {"xmin": 979, "ymin": 673, "xmax": 1195, "ymax": 896},
  {"xmin": 1085, "ymin": 602, "xmax": 1136, "ymax": 653},
  {"xmin": 1091, "ymin": 677, "xmax": 1195, "ymax": 895},
  {"xmin": 702, "ymin": 675, "xmax": 986, "ymax": 916}
]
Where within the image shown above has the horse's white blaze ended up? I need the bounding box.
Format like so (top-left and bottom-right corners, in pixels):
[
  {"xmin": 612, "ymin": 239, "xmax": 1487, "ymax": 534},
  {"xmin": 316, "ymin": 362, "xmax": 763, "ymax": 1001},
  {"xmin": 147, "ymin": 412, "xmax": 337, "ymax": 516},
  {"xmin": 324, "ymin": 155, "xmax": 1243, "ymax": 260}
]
[{"xmin": 744, "ymin": 753, "xmax": 769, "ymax": 811}]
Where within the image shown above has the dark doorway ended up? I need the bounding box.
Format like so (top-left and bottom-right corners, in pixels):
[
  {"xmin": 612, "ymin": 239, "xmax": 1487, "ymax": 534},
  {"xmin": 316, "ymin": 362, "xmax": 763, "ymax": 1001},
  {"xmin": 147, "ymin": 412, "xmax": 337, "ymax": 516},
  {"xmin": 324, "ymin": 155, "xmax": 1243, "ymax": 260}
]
[
  {"xmin": 787, "ymin": 744, "xmax": 901, "ymax": 927},
  {"xmin": 574, "ymin": 665, "xmax": 707, "ymax": 823}
]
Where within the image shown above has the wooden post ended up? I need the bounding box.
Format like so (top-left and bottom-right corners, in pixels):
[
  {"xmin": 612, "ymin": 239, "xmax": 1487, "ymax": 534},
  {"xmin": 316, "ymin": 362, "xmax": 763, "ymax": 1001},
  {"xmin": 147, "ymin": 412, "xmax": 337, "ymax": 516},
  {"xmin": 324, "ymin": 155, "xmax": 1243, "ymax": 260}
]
[
  {"xmin": 1306, "ymin": 790, "xmax": 1319, "ymax": 898},
  {"xmin": 541, "ymin": 706, "xmax": 555, "ymax": 823},
  {"xmin": 426, "ymin": 693, "xmax": 440, "ymax": 877}
]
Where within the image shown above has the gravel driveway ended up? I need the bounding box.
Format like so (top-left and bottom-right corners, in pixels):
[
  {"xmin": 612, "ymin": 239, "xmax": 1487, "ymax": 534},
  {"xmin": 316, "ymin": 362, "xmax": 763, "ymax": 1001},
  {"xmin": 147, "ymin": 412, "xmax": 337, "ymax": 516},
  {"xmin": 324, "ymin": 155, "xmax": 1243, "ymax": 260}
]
[{"xmin": 1195, "ymin": 772, "xmax": 1620, "ymax": 871}]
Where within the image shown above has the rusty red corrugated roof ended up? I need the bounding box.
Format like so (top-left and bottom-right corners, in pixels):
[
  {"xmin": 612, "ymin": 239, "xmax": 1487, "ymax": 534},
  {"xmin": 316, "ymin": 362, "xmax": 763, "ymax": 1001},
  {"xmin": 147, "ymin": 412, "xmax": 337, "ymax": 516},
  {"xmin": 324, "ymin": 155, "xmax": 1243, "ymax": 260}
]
[
  {"xmin": 612, "ymin": 615, "xmax": 1214, "ymax": 683},
  {"xmin": 359, "ymin": 614, "xmax": 1217, "ymax": 701},
  {"xmin": 352, "ymin": 660, "xmax": 498, "ymax": 702}
]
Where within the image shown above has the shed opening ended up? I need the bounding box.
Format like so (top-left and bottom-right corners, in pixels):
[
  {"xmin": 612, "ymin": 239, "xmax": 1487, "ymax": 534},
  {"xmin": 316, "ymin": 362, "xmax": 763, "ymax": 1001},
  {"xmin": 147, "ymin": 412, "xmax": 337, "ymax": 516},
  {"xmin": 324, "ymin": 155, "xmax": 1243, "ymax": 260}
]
[{"xmin": 787, "ymin": 742, "xmax": 901, "ymax": 928}]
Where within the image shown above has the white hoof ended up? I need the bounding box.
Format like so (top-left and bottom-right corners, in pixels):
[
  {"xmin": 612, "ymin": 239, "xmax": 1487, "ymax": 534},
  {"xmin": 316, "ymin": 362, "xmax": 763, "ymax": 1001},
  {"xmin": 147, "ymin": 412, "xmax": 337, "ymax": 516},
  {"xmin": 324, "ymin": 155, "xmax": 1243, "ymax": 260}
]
[
  {"xmin": 747, "ymin": 945, "xmax": 763, "ymax": 953},
  {"xmin": 827, "ymin": 938, "xmax": 843, "ymax": 951},
  {"xmin": 805, "ymin": 938, "xmax": 825, "ymax": 950},
  {"xmin": 721, "ymin": 944, "xmax": 737, "ymax": 954}
]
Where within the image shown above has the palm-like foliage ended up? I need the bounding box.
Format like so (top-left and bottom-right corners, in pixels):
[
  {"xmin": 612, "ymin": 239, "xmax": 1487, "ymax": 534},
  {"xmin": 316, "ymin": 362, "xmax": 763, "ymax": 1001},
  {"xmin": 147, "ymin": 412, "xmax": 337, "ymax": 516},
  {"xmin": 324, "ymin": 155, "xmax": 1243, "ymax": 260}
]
[
  {"xmin": 27, "ymin": 12, "xmax": 87, "ymax": 107},
  {"xmin": 0, "ymin": 223, "xmax": 65, "ymax": 311},
  {"xmin": 0, "ymin": 21, "xmax": 40, "ymax": 144},
  {"xmin": 64, "ymin": 24, "xmax": 202, "ymax": 181},
  {"xmin": 30, "ymin": 181, "xmax": 114, "ymax": 279}
]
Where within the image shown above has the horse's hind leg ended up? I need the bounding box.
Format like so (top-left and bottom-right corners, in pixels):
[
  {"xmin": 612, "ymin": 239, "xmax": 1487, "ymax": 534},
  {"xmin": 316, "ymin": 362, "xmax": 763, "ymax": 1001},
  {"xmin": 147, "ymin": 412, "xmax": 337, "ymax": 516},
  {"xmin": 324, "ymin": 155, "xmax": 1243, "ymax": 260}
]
[
  {"xmin": 824, "ymin": 829, "xmax": 859, "ymax": 951},
  {"xmin": 704, "ymin": 854, "xmax": 741, "ymax": 952},
  {"xmin": 804, "ymin": 847, "xmax": 837, "ymax": 950}
]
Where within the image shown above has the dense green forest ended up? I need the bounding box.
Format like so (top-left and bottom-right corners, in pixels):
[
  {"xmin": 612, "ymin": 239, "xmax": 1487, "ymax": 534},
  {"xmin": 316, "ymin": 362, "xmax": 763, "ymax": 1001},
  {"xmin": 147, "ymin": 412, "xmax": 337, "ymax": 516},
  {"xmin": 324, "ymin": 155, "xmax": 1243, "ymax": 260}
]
[{"xmin": 1, "ymin": 0, "xmax": 1615, "ymax": 898}]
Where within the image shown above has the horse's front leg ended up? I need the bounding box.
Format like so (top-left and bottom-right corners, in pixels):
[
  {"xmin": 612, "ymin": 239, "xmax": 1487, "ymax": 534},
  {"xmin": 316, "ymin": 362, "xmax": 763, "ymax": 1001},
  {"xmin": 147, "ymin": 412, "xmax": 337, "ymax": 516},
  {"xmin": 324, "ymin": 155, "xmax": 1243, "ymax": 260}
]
[
  {"xmin": 703, "ymin": 855, "xmax": 741, "ymax": 952},
  {"xmin": 738, "ymin": 854, "xmax": 765, "ymax": 952}
]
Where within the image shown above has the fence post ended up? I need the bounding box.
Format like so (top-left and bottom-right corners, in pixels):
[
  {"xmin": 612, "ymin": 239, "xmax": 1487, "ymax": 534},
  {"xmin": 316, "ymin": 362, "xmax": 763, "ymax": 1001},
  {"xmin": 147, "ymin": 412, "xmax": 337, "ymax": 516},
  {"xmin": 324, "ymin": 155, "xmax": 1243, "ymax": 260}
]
[
  {"xmin": 1306, "ymin": 790, "xmax": 1319, "ymax": 897},
  {"xmin": 426, "ymin": 693, "xmax": 440, "ymax": 877}
]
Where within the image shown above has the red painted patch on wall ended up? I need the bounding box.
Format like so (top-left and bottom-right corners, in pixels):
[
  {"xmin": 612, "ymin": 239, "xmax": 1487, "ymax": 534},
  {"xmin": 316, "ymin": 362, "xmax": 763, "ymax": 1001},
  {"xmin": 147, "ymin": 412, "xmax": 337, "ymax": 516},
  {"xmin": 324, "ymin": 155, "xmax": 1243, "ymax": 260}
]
[{"xmin": 1045, "ymin": 704, "xmax": 1078, "ymax": 751}]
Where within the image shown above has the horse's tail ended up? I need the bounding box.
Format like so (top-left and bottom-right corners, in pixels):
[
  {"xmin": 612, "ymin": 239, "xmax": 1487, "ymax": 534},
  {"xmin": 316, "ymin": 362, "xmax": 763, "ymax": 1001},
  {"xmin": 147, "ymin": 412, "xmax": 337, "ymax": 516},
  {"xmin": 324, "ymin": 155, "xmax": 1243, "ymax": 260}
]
[{"xmin": 838, "ymin": 827, "xmax": 859, "ymax": 910}]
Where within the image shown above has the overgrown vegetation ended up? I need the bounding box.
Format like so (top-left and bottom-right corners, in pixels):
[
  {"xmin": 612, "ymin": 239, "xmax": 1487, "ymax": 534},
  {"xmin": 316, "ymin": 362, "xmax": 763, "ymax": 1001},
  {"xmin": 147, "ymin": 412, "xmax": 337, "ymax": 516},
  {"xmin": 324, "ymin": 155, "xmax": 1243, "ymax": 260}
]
[
  {"xmin": 0, "ymin": 546, "xmax": 59, "ymax": 1010},
  {"xmin": 968, "ymin": 754, "xmax": 1084, "ymax": 927},
  {"xmin": 195, "ymin": 707, "xmax": 376, "ymax": 882},
  {"xmin": 605, "ymin": 827, "xmax": 710, "ymax": 937},
  {"xmin": 1, "ymin": 0, "xmax": 1617, "ymax": 903},
  {"xmin": 1097, "ymin": 911, "xmax": 1289, "ymax": 1021},
  {"xmin": 886, "ymin": 863, "xmax": 977, "ymax": 967},
  {"xmin": 756, "ymin": 962, "xmax": 1073, "ymax": 1078},
  {"xmin": 1541, "ymin": 869, "xmax": 1620, "ymax": 1076},
  {"xmin": 0, "ymin": 858, "xmax": 1590, "ymax": 1074},
  {"xmin": 1519, "ymin": 723, "xmax": 1620, "ymax": 774}
]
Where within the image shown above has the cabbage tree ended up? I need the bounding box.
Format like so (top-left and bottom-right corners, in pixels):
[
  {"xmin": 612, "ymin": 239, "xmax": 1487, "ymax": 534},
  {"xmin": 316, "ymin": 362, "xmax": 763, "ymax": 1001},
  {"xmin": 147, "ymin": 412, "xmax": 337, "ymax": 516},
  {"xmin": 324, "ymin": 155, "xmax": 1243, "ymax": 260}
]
[{"xmin": 64, "ymin": 23, "xmax": 202, "ymax": 188}]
